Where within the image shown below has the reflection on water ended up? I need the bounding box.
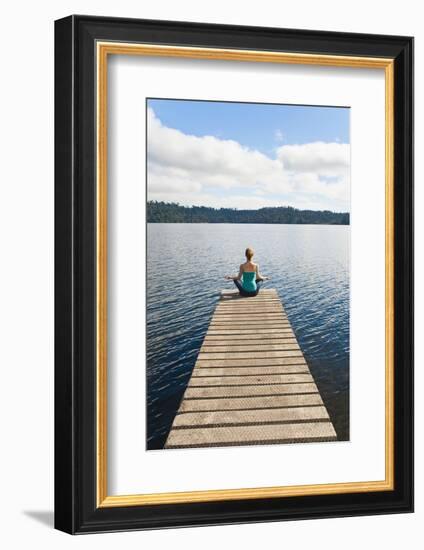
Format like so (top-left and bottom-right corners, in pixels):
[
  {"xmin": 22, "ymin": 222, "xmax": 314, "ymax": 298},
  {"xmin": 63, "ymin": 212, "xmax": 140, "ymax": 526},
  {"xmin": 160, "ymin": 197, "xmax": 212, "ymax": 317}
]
[{"xmin": 147, "ymin": 223, "xmax": 350, "ymax": 449}]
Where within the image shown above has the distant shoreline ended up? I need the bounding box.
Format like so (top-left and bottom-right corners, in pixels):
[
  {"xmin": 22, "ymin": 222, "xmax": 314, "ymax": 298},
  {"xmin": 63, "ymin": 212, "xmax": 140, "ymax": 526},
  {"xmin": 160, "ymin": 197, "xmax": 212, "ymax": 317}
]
[
  {"xmin": 147, "ymin": 201, "xmax": 350, "ymax": 225},
  {"xmin": 148, "ymin": 222, "xmax": 350, "ymax": 226}
]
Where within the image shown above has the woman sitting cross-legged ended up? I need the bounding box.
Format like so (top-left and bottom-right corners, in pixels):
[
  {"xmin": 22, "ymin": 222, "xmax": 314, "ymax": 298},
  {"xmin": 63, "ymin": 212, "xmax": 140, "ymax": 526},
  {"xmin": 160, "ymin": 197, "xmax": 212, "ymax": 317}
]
[{"xmin": 224, "ymin": 247, "xmax": 270, "ymax": 297}]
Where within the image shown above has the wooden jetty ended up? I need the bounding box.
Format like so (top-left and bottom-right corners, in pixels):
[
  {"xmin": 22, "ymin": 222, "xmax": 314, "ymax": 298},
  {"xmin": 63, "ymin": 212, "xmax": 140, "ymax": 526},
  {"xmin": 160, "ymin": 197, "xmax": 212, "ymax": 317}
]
[{"xmin": 165, "ymin": 289, "xmax": 337, "ymax": 449}]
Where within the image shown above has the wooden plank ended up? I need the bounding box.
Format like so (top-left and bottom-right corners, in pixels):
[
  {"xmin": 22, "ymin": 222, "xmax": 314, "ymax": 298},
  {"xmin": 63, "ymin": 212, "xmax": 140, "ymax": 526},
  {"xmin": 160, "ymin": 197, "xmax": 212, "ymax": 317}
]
[
  {"xmin": 206, "ymin": 335, "xmax": 295, "ymax": 340},
  {"xmin": 212, "ymin": 315, "xmax": 287, "ymax": 321},
  {"xmin": 217, "ymin": 301, "xmax": 284, "ymax": 307},
  {"xmin": 205, "ymin": 337, "xmax": 296, "ymax": 342},
  {"xmin": 215, "ymin": 299, "xmax": 284, "ymax": 311},
  {"xmin": 208, "ymin": 327, "xmax": 293, "ymax": 331},
  {"xmin": 203, "ymin": 334, "xmax": 297, "ymax": 346},
  {"xmin": 213, "ymin": 309, "xmax": 288, "ymax": 321},
  {"xmin": 198, "ymin": 350, "xmax": 303, "ymax": 360},
  {"xmin": 216, "ymin": 305, "xmax": 284, "ymax": 308},
  {"xmin": 196, "ymin": 357, "xmax": 307, "ymax": 367},
  {"xmin": 192, "ymin": 366, "xmax": 310, "ymax": 376},
  {"xmin": 172, "ymin": 406, "xmax": 330, "ymax": 428},
  {"xmin": 211, "ymin": 313, "xmax": 290, "ymax": 322},
  {"xmin": 209, "ymin": 324, "xmax": 291, "ymax": 329},
  {"xmin": 178, "ymin": 393, "xmax": 325, "ymax": 412},
  {"xmin": 200, "ymin": 343, "xmax": 299, "ymax": 353},
  {"xmin": 187, "ymin": 373, "xmax": 314, "ymax": 386},
  {"xmin": 215, "ymin": 307, "xmax": 284, "ymax": 312},
  {"xmin": 219, "ymin": 302, "xmax": 283, "ymax": 306},
  {"xmin": 213, "ymin": 316, "xmax": 286, "ymax": 321},
  {"xmin": 216, "ymin": 309, "xmax": 284, "ymax": 313},
  {"xmin": 217, "ymin": 304, "xmax": 284, "ymax": 311},
  {"xmin": 218, "ymin": 300, "xmax": 281, "ymax": 304},
  {"xmin": 206, "ymin": 329, "xmax": 294, "ymax": 336},
  {"xmin": 210, "ymin": 322, "xmax": 290, "ymax": 327},
  {"xmin": 206, "ymin": 334, "xmax": 294, "ymax": 339},
  {"xmin": 209, "ymin": 326, "xmax": 291, "ymax": 333},
  {"xmin": 213, "ymin": 314, "xmax": 286, "ymax": 319},
  {"xmin": 184, "ymin": 383, "xmax": 319, "ymax": 399},
  {"xmin": 166, "ymin": 422, "xmax": 337, "ymax": 448}
]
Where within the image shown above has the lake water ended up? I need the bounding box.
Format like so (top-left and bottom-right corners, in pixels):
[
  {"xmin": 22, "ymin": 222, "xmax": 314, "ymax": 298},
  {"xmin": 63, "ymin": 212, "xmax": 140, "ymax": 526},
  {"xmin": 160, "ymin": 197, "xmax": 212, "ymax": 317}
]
[{"xmin": 147, "ymin": 223, "xmax": 350, "ymax": 449}]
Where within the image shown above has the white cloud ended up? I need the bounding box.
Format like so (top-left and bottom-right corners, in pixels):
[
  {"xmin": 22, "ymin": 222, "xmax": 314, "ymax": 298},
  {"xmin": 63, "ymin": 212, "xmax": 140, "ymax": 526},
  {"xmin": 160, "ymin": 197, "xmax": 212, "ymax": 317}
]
[
  {"xmin": 276, "ymin": 141, "xmax": 350, "ymax": 178},
  {"xmin": 274, "ymin": 129, "xmax": 284, "ymax": 142},
  {"xmin": 147, "ymin": 108, "xmax": 350, "ymax": 212}
]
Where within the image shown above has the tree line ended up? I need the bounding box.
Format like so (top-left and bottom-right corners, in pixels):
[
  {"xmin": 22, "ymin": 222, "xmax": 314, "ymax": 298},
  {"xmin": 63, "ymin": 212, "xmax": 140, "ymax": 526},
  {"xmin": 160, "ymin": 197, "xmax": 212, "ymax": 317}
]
[{"xmin": 147, "ymin": 201, "xmax": 349, "ymax": 225}]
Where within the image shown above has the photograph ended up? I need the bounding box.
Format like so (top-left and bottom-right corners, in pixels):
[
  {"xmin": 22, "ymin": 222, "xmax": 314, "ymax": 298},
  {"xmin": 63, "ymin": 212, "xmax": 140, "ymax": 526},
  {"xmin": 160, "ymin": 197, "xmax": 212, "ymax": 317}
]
[
  {"xmin": 146, "ymin": 98, "xmax": 351, "ymax": 450},
  {"xmin": 52, "ymin": 13, "xmax": 413, "ymax": 534}
]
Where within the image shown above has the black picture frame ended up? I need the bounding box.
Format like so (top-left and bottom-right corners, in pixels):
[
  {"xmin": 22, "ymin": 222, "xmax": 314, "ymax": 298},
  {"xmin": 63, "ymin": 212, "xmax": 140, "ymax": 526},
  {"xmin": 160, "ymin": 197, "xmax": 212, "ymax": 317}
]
[{"xmin": 55, "ymin": 14, "xmax": 414, "ymax": 534}]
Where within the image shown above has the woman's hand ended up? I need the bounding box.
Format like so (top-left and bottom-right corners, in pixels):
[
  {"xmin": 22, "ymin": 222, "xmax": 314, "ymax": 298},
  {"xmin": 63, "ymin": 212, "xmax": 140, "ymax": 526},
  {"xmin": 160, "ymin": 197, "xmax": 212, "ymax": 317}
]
[{"xmin": 224, "ymin": 275, "xmax": 234, "ymax": 280}]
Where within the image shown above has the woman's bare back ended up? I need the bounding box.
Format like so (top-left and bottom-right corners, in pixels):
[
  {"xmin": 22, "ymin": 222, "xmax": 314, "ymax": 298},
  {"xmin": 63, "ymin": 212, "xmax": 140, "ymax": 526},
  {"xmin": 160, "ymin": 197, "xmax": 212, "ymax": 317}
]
[{"xmin": 241, "ymin": 261, "xmax": 257, "ymax": 273}]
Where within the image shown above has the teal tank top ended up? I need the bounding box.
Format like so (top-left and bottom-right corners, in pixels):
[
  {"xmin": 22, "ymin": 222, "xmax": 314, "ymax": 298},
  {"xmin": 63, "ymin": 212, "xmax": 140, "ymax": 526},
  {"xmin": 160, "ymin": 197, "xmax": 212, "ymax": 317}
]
[{"xmin": 242, "ymin": 271, "xmax": 257, "ymax": 292}]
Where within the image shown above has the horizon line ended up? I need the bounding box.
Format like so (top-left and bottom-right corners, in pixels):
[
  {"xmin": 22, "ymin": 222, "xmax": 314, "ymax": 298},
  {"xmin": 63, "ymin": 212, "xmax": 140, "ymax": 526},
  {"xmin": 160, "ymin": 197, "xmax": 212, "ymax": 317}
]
[{"xmin": 147, "ymin": 200, "xmax": 350, "ymax": 215}]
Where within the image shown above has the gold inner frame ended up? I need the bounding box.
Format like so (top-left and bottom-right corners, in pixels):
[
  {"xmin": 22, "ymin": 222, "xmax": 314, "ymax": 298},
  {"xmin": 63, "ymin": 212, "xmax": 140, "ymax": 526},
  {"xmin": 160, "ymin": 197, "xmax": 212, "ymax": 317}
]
[{"xmin": 96, "ymin": 42, "xmax": 395, "ymax": 508}]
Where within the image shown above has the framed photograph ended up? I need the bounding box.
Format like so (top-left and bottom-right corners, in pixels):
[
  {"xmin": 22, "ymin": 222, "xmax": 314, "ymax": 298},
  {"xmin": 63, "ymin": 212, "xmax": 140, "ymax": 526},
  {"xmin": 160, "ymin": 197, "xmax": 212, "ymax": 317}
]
[{"xmin": 54, "ymin": 15, "xmax": 413, "ymax": 533}]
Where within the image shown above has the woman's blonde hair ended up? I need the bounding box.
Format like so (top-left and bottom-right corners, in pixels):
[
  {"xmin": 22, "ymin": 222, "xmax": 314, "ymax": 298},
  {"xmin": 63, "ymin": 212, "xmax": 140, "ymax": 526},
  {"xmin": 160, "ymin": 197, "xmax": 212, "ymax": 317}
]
[{"xmin": 245, "ymin": 247, "xmax": 254, "ymax": 260}]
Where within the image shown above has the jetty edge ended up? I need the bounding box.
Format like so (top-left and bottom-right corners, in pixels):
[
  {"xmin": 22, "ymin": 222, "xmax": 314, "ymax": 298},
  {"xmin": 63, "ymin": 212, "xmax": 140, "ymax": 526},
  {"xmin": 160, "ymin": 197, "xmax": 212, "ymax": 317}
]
[{"xmin": 165, "ymin": 288, "xmax": 337, "ymax": 449}]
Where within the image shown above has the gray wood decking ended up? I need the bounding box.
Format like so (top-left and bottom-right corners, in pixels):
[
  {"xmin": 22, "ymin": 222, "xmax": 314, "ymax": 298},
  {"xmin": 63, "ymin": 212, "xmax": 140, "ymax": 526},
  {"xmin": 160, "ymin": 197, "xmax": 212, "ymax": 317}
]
[{"xmin": 165, "ymin": 289, "xmax": 337, "ymax": 449}]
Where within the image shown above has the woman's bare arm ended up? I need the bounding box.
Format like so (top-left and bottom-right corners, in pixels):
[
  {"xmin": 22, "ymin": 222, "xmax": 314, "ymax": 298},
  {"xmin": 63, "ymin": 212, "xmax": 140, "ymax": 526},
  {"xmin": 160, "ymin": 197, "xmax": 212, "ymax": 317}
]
[
  {"xmin": 224, "ymin": 264, "xmax": 243, "ymax": 280},
  {"xmin": 256, "ymin": 264, "xmax": 270, "ymax": 281}
]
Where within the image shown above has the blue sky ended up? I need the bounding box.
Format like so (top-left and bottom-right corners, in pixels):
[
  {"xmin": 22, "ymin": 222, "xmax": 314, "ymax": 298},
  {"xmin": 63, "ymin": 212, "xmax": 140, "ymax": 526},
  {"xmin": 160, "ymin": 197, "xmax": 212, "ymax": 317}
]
[
  {"xmin": 148, "ymin": 99, "xmax": 349, "ymax": 155},
  {"xmin": 147, "ymin": 99, "xmax": 350, "ymax": 212}
]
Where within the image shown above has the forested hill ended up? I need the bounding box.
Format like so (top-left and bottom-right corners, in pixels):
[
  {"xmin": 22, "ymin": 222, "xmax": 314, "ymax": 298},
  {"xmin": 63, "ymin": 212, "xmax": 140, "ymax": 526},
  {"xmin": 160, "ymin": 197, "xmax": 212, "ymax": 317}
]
[{"xmin": 147, "ymin": 201, "xmax": 350, "ymax": 225}]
